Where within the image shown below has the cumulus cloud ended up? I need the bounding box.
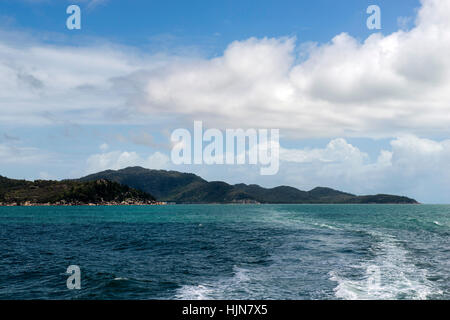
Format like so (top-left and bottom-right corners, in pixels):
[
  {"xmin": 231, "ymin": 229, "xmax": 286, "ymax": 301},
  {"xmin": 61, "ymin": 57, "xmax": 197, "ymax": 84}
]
[
  {"xmin": 2, "ymin": 0, "xmax": 450, "ymax": 138},
  {"xmin": 132, "ymin": 0, "xmax": 450, "ymax": 138},
  {"xmin": 86, "ymin": 150, "xmax": 169, "ymax": 173},
  {"xmin": 276, "ymin": 135, "xmax": 450, "ymax": 203},
  {"xmin": 280, "ymin": 139, "xmax": 368, "ymax": 165}
]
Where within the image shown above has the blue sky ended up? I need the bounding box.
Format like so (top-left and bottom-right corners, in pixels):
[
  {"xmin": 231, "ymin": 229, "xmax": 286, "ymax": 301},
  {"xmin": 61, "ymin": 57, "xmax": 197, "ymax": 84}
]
[
  {"xmin": 2, "ymin": 0, "xmax": 450, "ymax": 203},
  {"xmin": 2, "ymin": 0, "xmax": 419, "ymax": 50}
]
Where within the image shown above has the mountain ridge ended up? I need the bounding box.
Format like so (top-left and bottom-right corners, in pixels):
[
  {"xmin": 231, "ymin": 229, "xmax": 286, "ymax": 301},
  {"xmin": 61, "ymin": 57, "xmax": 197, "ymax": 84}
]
[{"xmin": 80, "ymin": 166, "xmax": 419, "ymax": 204}]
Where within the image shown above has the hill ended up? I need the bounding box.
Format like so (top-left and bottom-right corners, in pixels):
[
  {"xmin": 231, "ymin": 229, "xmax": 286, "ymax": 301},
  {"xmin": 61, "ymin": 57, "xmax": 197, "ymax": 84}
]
[
  {"xmin": 80, "ymin": 167, "xmax": 418, "ymax": 204},
  {"xmin": 0, "ymin": 175, "xmax": 156, "ymax": 206}
]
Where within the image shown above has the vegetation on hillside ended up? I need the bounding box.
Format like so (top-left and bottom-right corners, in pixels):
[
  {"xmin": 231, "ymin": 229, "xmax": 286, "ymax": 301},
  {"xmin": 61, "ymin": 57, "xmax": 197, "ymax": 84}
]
[
  {"xmin": 80, "ymin": 167, "xmax": 419, "ymax": 204},
  {"xmin": 0, "ymin": 176, "xmax": 156, "ymax": 205}
]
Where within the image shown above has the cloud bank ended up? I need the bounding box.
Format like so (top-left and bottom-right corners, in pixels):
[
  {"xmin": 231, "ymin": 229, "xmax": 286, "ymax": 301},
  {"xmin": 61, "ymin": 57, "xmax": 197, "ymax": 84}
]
[
  {"xmin": 0, "ymin": 0, "xmax": 449, "ymax": 138},
  {"xmin": 86, "ymin": 150, "xmax": 169, "ymax": 173},
  {"xmin": 278, "ymin": 135, "xmax": 450, "ymax": 203},
  {"xmin": 136, "ymin": 0, "xmax": 450, "ymax": 138}
]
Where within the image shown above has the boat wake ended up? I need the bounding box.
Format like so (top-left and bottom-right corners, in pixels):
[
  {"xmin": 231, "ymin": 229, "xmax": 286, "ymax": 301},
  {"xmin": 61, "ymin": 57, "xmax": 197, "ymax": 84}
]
[
  {"xmin": 174, "ymin": 266, "xmax": 251, "ymax": 300},
  {"xmin": 329, "ymin": 231, "xmax": 442, "ymax": 300}
]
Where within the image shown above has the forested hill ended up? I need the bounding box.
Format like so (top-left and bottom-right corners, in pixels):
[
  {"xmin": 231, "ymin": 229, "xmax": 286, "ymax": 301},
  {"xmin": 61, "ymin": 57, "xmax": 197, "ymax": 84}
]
[
  {"xmin": 0, "ymin": 176, "xmax": 156, "ymax": 206},
  {"xmin": 80, "ymin": 167, "xmax": 419, "ymax": 204}
]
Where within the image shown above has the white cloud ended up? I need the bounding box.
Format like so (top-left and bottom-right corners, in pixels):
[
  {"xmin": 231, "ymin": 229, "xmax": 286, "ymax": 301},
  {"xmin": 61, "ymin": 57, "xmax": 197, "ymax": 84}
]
[
  {"xmin": 276, "ymin": 135, "xmax": 450, "ymax": 203},
  {"xmin": 146, "ymin": 151, "xmax": 171, "ymax": 169},
  {"xmin": 99, "ymin": 143, "xmax": 109, "ymax": 152},
  {"xmin": 86, "ymin": 150, "xmax": 169, "ymax": 173},
  {"xmin": 2, "ymin": 0, "xmax": 450, "ymax": 138},
  {"xmin": 0, "ymin": 30, "xmax": 171, "ymax": 125},
  {"xmin": 280, "ymin": 138, "xmax": 368, "ymax": 165},
  {"xmin": 0, "ymin": 143, "xmax": 47, "ymax": 164},
  {"xmin": 132, "ymin": 0, "xmax": 450, "ymax": 138}
]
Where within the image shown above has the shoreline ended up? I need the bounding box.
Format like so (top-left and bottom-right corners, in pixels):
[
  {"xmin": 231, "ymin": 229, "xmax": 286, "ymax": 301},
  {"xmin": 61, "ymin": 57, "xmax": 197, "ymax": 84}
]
[
  {"xmin": 0, "ymin": 201, "xmax": 168, "ymax": 207},
  {"xmin": 0, "ymin": 202, "xmax": 426, "ymax": 207}
]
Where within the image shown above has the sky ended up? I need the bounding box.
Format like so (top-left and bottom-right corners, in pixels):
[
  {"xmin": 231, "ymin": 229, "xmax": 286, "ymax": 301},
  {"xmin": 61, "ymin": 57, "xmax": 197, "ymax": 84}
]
[{"xmin": 1, "ymin": 0, "xmax": 450, "ymax": 203}]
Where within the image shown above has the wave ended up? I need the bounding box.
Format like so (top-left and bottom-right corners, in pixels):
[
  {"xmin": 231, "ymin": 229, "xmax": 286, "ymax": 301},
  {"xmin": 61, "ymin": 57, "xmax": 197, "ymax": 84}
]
[
  {"xmin": 174, "ymin": 284, "xmax": 215, "ymax": 300},
  {"xmin": 113, "ymin": 277, "xmax": 129, "ymax": 281},
  {"xmin": 329, "ymin": 231, "xmax": 442, "ymax": 300},
  {"xmin": 256, "ymin": 207, "xmax": 343, "ymax": 232},
  {"xmin": 311, "ymin": 222, "xmax": 341, "ymax": 230},
  {"xmin": 174, "ymin": 266, "xmax": 251, "ymax": 300}
]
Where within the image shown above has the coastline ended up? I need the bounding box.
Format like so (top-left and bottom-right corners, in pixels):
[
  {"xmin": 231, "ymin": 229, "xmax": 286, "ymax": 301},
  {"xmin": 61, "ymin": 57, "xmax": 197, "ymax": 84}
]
[
  {"xmin": 0, "ymin": 202, "xmax": 424, "ymax": 207},
  {"xmin": 0, "ymin": 201, "xmax": 168, "ymax": 207}
]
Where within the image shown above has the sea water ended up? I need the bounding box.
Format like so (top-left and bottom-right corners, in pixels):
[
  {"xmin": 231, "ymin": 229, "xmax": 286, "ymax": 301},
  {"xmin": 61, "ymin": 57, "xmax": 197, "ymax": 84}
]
[{"xmin": 0, "ymin": 204, "xmax": 448, "ymax": 300}]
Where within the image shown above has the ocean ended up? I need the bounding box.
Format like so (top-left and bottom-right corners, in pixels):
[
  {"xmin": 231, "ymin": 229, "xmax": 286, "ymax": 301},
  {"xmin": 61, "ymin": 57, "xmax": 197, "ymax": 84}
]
[{"xmin": 0, "ymin": 204, "xmax": 448, "ymax": 300}]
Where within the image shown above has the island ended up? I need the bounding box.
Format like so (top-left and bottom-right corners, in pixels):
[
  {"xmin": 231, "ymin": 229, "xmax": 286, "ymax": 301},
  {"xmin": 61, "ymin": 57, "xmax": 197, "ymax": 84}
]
[
  {"xmin": 79, "ymin": 167, "xmax": 419, "ymax": 204},
  {"xmin": 0, "ymin": 166, "xmax": 419, "ymax": 206}
]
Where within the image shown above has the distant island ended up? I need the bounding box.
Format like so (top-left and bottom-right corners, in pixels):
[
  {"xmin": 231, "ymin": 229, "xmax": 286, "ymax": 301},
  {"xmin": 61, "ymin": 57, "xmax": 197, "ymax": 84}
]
[
  {"xmin": 80, "ymin": 166, "xmax": 418, "ymax": 205},
  {"xmin": 0, "ymin": 166, "xmax": 418, "ymax": 206}
]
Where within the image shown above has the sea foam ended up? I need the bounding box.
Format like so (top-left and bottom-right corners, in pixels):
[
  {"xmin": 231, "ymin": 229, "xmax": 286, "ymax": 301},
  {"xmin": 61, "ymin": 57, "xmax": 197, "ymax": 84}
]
[{"xmin": 329, "ymin": 231, "xmax": 441, "ymax": 300}]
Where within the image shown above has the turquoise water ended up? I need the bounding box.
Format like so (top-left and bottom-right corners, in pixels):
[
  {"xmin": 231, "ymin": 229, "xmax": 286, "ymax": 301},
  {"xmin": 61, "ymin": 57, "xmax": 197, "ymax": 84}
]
[{"xmin": 0, "ymin": 204, "xmax": 449, "ymax": 299}]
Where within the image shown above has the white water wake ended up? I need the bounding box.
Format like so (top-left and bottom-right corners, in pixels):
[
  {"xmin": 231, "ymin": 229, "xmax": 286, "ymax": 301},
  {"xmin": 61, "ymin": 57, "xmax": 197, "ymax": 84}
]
[
  {"xmin": 175, "ymin": 266, "xmax": 252, "ymax": 300},
  {"xmin": 329, "ymin": 231, "xmax": 442, "ymax": 300}
]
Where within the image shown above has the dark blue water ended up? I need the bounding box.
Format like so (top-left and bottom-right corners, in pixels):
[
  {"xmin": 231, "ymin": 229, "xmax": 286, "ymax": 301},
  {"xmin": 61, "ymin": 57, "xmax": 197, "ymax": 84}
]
[{"xmin": 0, "ymin": 204, "xmax": 449, "ymax": 299}]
